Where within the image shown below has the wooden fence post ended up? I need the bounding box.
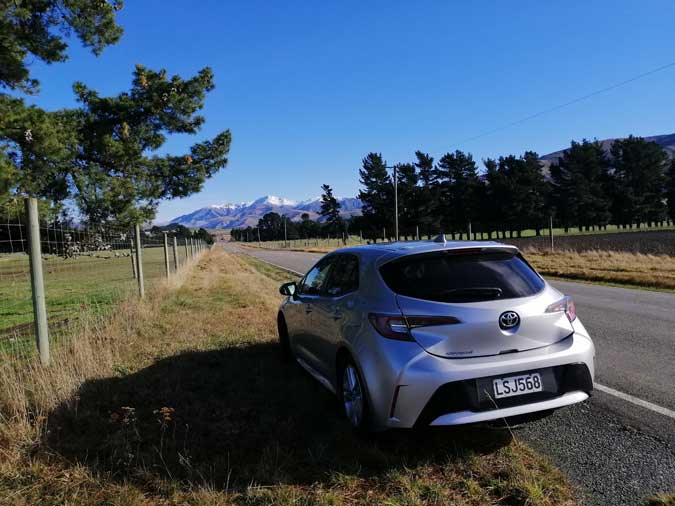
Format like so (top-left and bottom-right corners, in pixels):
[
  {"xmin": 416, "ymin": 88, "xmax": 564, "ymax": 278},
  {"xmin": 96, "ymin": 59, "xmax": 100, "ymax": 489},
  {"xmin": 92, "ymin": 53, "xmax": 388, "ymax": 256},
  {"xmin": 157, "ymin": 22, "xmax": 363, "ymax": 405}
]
[
  {"xmin": 129, "ymin": 238, "xmax": 137, "ymax": 279},
  {"xmin": 172, "ymin": 236, "xmax": 178, "ymax": 271},
  {"xmin": 25, "ymin": 197, "xmax": 50, "ymax": 366},
  {"xmin": 163, "ymin": 232, "xmax": 170, "ymax": 278},
  {"xmin": 134, "ymin": 223, "xmax": 145, "ymax": 298}
]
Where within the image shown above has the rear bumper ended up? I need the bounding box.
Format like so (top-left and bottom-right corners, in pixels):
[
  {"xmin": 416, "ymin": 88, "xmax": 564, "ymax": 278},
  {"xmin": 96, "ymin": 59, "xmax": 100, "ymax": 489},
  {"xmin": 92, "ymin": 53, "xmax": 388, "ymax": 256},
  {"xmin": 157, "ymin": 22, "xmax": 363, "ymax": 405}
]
[
  {"xmin": 417, "ymin": 362, "xmax": 593, "ymax": 426},
  {"xmin": 356, "ymin": 319, "xmax": 595, "ymax": 429},
  {"xmin": 430, "ymin": 391, "xmax": 588, "ymax": 426}
]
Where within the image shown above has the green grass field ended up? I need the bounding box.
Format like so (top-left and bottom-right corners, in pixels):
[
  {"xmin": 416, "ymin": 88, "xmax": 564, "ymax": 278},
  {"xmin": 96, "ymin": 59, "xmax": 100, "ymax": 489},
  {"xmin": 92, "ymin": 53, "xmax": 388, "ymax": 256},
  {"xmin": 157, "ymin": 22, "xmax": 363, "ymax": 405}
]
[{"xmin": 0, "ymin": 247, "xmax": 185, "ymax": 338}]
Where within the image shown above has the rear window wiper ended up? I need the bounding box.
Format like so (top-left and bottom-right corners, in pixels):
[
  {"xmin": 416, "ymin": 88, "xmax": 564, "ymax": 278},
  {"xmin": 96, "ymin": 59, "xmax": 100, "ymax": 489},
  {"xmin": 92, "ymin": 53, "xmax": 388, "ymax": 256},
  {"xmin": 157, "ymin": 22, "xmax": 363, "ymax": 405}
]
[{"xmin": 430, "ymin": 287, "xmax": 503, "ymax": 301}]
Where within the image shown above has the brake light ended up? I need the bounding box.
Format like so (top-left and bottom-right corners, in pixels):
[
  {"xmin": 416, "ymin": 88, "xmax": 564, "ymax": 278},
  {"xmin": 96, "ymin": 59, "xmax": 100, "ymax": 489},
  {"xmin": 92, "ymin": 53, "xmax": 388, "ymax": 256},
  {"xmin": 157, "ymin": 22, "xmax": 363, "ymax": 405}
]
[
  {"xmin": 443, "ymin": 248, "xmax": 483, "ymax": 255},
  {"xmin": 368, "ymin": 314, "xmax": 460, "ymax": 341},
  {"xmin": 545, "ymin": 296, "xmax": 576, "ymax": 322},
  {"xmin": 404, "ymin": 315, "xmax": 461, "ymax": 328}
]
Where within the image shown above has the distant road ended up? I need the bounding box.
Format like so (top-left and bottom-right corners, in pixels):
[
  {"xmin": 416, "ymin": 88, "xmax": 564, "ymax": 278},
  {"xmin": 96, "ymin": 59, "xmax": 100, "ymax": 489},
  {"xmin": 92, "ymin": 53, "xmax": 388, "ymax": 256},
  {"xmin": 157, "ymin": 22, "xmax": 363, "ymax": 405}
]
[{"xmin": 224, "ymin": 242, "xmax": 675, "ymax": 505}]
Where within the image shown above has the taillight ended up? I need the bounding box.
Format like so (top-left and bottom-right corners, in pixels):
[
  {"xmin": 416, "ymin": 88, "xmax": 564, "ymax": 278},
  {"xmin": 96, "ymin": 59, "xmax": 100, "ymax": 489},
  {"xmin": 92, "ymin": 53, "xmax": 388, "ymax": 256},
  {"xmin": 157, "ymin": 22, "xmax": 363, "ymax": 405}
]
[
  {"xmin": 368, "ymin": 314, "xmax": 460, "ymax": 341},
  {"xmin": 368, "ymin": 314, "xmax": 412, "ymax": 341},
  {"xmin": 545, "ymin": 296, "xmax": 577, "ymax": 322}
]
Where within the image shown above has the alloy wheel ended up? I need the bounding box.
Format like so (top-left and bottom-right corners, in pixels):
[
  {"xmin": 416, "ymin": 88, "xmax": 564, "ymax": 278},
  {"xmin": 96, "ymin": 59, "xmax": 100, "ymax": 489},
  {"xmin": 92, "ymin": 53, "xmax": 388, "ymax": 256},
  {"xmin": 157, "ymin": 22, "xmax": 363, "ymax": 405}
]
[{"xmin": 342, "ymin": 364, "xmax": 363, "ymax": 427}]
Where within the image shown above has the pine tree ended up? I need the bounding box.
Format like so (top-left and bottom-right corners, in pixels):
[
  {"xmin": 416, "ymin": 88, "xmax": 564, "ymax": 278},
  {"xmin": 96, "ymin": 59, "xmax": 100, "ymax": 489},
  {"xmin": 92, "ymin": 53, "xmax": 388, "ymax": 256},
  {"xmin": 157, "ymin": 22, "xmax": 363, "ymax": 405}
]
[
  {"xmin": 667, "ymin": 159, "xmax": 675, "ymax": 223},
  {"xmin": 358, "ymin": 153, "xmax": 393, "ymax": 239},
  {"xmin": 415, "ymin": 151, "xmax": 435, "ymax": 186},
  {"xmin": 258, "ymin": 212, "xmax": 283, "ymax": 241},
  {"xmin": 395, "ymin": 162, "xmax": 423, "ymax": 238},
  {"xmin": 0, "ymin": 96, "xmax": 75, "ymax": 201},
  {"xmin": 414, "ymin": 151, "xmax": 438, "ymax": 237},
  {"xmin": 484, "ymin": 157, "xmax": 518, "ymax": 238},
  {"xmin": 482, "ymin": 158, "xmax": 500, "ymax": 238},
  {"xmin": 319, "ymin": 184, "xmax": 342, "ymax": 235},
  {"xmin": 549, "ymin": 140, "xmax": 611, "ymax": 231},
  {"xmin": 0, "ymin": 0, "xmax": 123, "ymax": 93},
  {"xmin": 298, "ymin": 212, "xmax": 320, "ymax": 239},
  {"xmin": 1, "ymin": 0, "xmax": 124, "ymax": 203},
  {"xmin": 71, "ymin": 65, "xmax": 231, "ymax": 225},
  {"xmin": 491, "ymin": 152, "xmax": 549, "ymax": 236},
  {"xmin": 609, "ymin": 136, "xmax": 668, "ymax": 226},
  {"xmin": 433, "ymin": 150, "xmax": 480, "ymax": 237}
]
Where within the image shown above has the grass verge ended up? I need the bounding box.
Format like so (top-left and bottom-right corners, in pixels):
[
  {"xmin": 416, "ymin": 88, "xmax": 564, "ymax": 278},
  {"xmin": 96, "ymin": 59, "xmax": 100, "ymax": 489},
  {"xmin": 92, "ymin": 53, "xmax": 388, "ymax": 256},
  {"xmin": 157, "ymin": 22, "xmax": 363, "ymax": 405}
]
[
  {"xmin": 523, "ymin": 248, "xmax": 675, "ymax": 292},
  {"xmin": 0, "ymin": 249, "xmax": 578, "ymax": 505}
]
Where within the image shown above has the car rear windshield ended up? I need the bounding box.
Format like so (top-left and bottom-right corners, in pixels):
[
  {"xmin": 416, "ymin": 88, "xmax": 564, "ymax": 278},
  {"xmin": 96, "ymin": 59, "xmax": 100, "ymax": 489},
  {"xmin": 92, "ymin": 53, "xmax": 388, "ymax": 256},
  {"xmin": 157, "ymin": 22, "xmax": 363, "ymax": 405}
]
[{"xmin": 379, "ymin": 249, "xmax": 545, "ymax": 303}]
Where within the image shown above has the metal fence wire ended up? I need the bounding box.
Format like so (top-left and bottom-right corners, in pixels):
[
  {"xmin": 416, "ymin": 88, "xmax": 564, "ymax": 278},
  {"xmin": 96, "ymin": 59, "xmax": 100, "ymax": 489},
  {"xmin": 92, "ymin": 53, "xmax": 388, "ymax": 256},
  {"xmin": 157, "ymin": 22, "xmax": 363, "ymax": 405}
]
[{"xmin": 0, "ymin": 198, "xmax": 206, "ymax": 361}]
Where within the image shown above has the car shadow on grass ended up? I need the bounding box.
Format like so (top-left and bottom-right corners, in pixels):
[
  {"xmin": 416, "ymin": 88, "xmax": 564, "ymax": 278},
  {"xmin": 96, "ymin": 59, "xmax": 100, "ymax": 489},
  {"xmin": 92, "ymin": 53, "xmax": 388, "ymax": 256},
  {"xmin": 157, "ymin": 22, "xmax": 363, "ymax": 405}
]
[{"xmin": 46, "ymin": 341, "xmax": 512, "ymax": 490}]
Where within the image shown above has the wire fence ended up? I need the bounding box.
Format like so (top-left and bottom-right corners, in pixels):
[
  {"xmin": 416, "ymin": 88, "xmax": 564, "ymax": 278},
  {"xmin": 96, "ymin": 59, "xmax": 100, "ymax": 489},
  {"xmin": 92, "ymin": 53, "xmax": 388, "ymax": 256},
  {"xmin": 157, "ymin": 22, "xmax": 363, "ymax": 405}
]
[{"xmin": 0, "ymin": 198, "xmax": 208, "ymax": 361}]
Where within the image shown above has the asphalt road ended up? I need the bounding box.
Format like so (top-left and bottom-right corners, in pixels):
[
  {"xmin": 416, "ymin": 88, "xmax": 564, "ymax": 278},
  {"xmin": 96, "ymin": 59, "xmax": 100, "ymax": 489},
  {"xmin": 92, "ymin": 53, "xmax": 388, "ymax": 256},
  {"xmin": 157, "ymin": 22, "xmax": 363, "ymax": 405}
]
[{"xmin": 224, "ymin": 243, "xmax": 675, "ymax": 505}]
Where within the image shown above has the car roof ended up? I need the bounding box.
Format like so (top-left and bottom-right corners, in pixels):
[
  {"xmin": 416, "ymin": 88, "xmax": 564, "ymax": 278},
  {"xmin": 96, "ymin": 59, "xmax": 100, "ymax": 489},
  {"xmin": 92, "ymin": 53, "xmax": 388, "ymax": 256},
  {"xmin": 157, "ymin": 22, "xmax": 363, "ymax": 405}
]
[{"xmin": 328, "ymin": 238, "xmax": 519, "ymax": 265}]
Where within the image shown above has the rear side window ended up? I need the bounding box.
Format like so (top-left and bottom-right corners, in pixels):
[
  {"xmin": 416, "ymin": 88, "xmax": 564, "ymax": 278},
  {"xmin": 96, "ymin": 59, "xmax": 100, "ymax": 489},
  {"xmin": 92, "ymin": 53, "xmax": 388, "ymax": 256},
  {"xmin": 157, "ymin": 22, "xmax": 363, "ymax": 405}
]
[
  {"xmin": 325, "ymin": 254, "xmax": 359, "ymax": 296},
  {"xmin": 379, "ymin": 250, "xmax": 544, "ymax": 303}
]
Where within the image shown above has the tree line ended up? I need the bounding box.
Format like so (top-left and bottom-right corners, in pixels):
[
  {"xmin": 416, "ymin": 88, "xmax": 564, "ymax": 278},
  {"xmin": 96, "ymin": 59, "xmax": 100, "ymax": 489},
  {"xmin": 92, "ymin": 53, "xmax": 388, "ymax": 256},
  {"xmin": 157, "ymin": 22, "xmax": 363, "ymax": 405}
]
[
  {"xmin": 149, "ymin": 224, "xmax": 214, "ymax": 245},
  {"xmin": 233, "ymin": 136, "xmax": 675, "ymax": 243},
  {"xmin": 354, "ymin": 137, "xmax": 675, "ymax": 240}
]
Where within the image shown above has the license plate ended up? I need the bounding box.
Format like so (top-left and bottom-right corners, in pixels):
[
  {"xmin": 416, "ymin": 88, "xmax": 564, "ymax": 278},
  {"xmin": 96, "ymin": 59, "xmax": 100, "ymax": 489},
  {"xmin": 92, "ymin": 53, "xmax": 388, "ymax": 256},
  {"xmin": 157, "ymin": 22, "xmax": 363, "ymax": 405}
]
[{"xmin": 493, "ymin": 372, "xmax": 543, "ymax": 399}]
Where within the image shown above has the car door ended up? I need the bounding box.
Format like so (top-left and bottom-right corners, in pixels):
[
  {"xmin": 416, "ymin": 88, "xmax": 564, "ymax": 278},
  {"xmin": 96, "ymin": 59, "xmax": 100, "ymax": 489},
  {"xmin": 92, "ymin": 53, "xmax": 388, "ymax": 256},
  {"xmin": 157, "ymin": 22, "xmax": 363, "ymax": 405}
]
[
  {"xmin": 312, "ymin": 254, "xmax": 360, "ymax": 384},
  {"xmin": 292, "ymin": 256, "xmax": 337, "ymax": 373}
]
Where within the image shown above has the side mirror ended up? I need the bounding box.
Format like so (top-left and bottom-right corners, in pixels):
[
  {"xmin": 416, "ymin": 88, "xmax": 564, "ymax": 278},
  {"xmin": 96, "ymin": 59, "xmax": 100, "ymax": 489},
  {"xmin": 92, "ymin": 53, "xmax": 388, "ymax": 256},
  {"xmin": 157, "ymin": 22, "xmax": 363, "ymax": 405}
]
[{"xmin": 279, "ymin": 281, "xmax": 297, "ymax": 297}]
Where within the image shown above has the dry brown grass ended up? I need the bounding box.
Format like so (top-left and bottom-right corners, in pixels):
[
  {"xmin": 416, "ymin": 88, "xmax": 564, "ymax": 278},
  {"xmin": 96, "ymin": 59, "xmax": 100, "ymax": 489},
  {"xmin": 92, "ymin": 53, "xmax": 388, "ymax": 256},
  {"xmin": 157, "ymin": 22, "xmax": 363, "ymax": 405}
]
[
  {"xmin": 0, "ymin": 249, "xmax": 579, "ymax": 506},
  {"xmin": 524, "ymin": 248, "xmax": 675, "ymax": 291},
  {"xmin": 240, "ymin": 243, "xmax": 335, "ymax": 254},
  {"xmin": 647, "ymin": 493, "xmax": 675, "ymax": 506}
]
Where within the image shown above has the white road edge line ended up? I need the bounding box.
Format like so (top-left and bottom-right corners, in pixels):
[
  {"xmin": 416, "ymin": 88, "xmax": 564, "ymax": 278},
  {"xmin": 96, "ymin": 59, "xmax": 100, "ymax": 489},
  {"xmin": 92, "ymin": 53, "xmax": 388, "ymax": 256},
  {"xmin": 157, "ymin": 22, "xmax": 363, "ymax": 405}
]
[
  {"xmin": 247, "ymin": 255, "xmax": 304, "ymax": 277},
  {"xmin": 595, "ymin": 383, "xmax": 675, "ymax": 420},
  {"xmin": 264, "ymin": 261, "xmax": 303, "ymax": 277},
  {"xmin": 232, "ymin": 247, "xmax": 675, "ymax": 421}
]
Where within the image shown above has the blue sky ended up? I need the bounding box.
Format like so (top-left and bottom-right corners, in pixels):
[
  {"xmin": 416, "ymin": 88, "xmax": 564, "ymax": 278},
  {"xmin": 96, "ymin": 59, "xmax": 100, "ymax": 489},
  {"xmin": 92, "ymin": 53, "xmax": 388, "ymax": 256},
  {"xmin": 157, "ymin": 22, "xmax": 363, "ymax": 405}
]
[{"xmin": 20, "ymin": 1, "xmax": 675, "ymax": 222}]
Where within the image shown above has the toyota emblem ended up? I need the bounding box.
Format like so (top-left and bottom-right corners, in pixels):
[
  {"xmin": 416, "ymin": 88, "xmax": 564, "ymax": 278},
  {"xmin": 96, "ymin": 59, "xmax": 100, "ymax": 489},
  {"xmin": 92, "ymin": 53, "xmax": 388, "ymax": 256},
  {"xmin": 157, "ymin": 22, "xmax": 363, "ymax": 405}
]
[{"xmin": 499, "ymin": 311, "xmax": 520, "ymax": 329}]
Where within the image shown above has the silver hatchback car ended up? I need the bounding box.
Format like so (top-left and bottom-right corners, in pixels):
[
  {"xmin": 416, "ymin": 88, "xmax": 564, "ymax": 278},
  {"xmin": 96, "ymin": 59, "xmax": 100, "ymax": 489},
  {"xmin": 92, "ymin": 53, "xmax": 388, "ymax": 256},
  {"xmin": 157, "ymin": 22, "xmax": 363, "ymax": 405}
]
[{"xmin": 277, "ymin": 238, "xmax": 595, "ymax": 431}]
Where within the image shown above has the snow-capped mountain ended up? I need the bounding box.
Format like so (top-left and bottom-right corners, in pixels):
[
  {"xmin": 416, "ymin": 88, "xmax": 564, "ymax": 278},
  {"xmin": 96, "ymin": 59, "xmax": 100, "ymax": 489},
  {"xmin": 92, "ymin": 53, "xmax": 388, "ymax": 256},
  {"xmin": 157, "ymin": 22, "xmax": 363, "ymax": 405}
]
[
  {"xmin": 169, "ymin": 195, "xmax": 362, "ymax": 229},
  {"xmin": 251, "ymin": 195, "xmax": 298, "ymax": 207}
]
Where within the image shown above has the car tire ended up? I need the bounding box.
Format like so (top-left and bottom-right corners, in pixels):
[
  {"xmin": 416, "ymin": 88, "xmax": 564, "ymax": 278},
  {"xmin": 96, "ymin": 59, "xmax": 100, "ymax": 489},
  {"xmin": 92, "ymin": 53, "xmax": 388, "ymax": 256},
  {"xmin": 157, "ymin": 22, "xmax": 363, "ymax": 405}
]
[
  {"xmin": 337, "ymin": 357, "xmax": 372, "ymax": 432},
  {"xmin": 277, "ymin": 314, "xmax": 292, "ymax": 362}
]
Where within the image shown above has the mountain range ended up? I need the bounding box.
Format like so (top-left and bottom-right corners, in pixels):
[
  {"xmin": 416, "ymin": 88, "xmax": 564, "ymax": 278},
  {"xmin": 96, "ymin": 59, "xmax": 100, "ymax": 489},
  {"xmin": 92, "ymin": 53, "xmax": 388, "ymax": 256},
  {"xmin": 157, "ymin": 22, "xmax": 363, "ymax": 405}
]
[
  {"xmin": 169, "ymin": 195, "xmax": 363, "ymax": 229},
  {"xmin": 169, "ymin": 133, "xmax": 675, "ymax": 230}
]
